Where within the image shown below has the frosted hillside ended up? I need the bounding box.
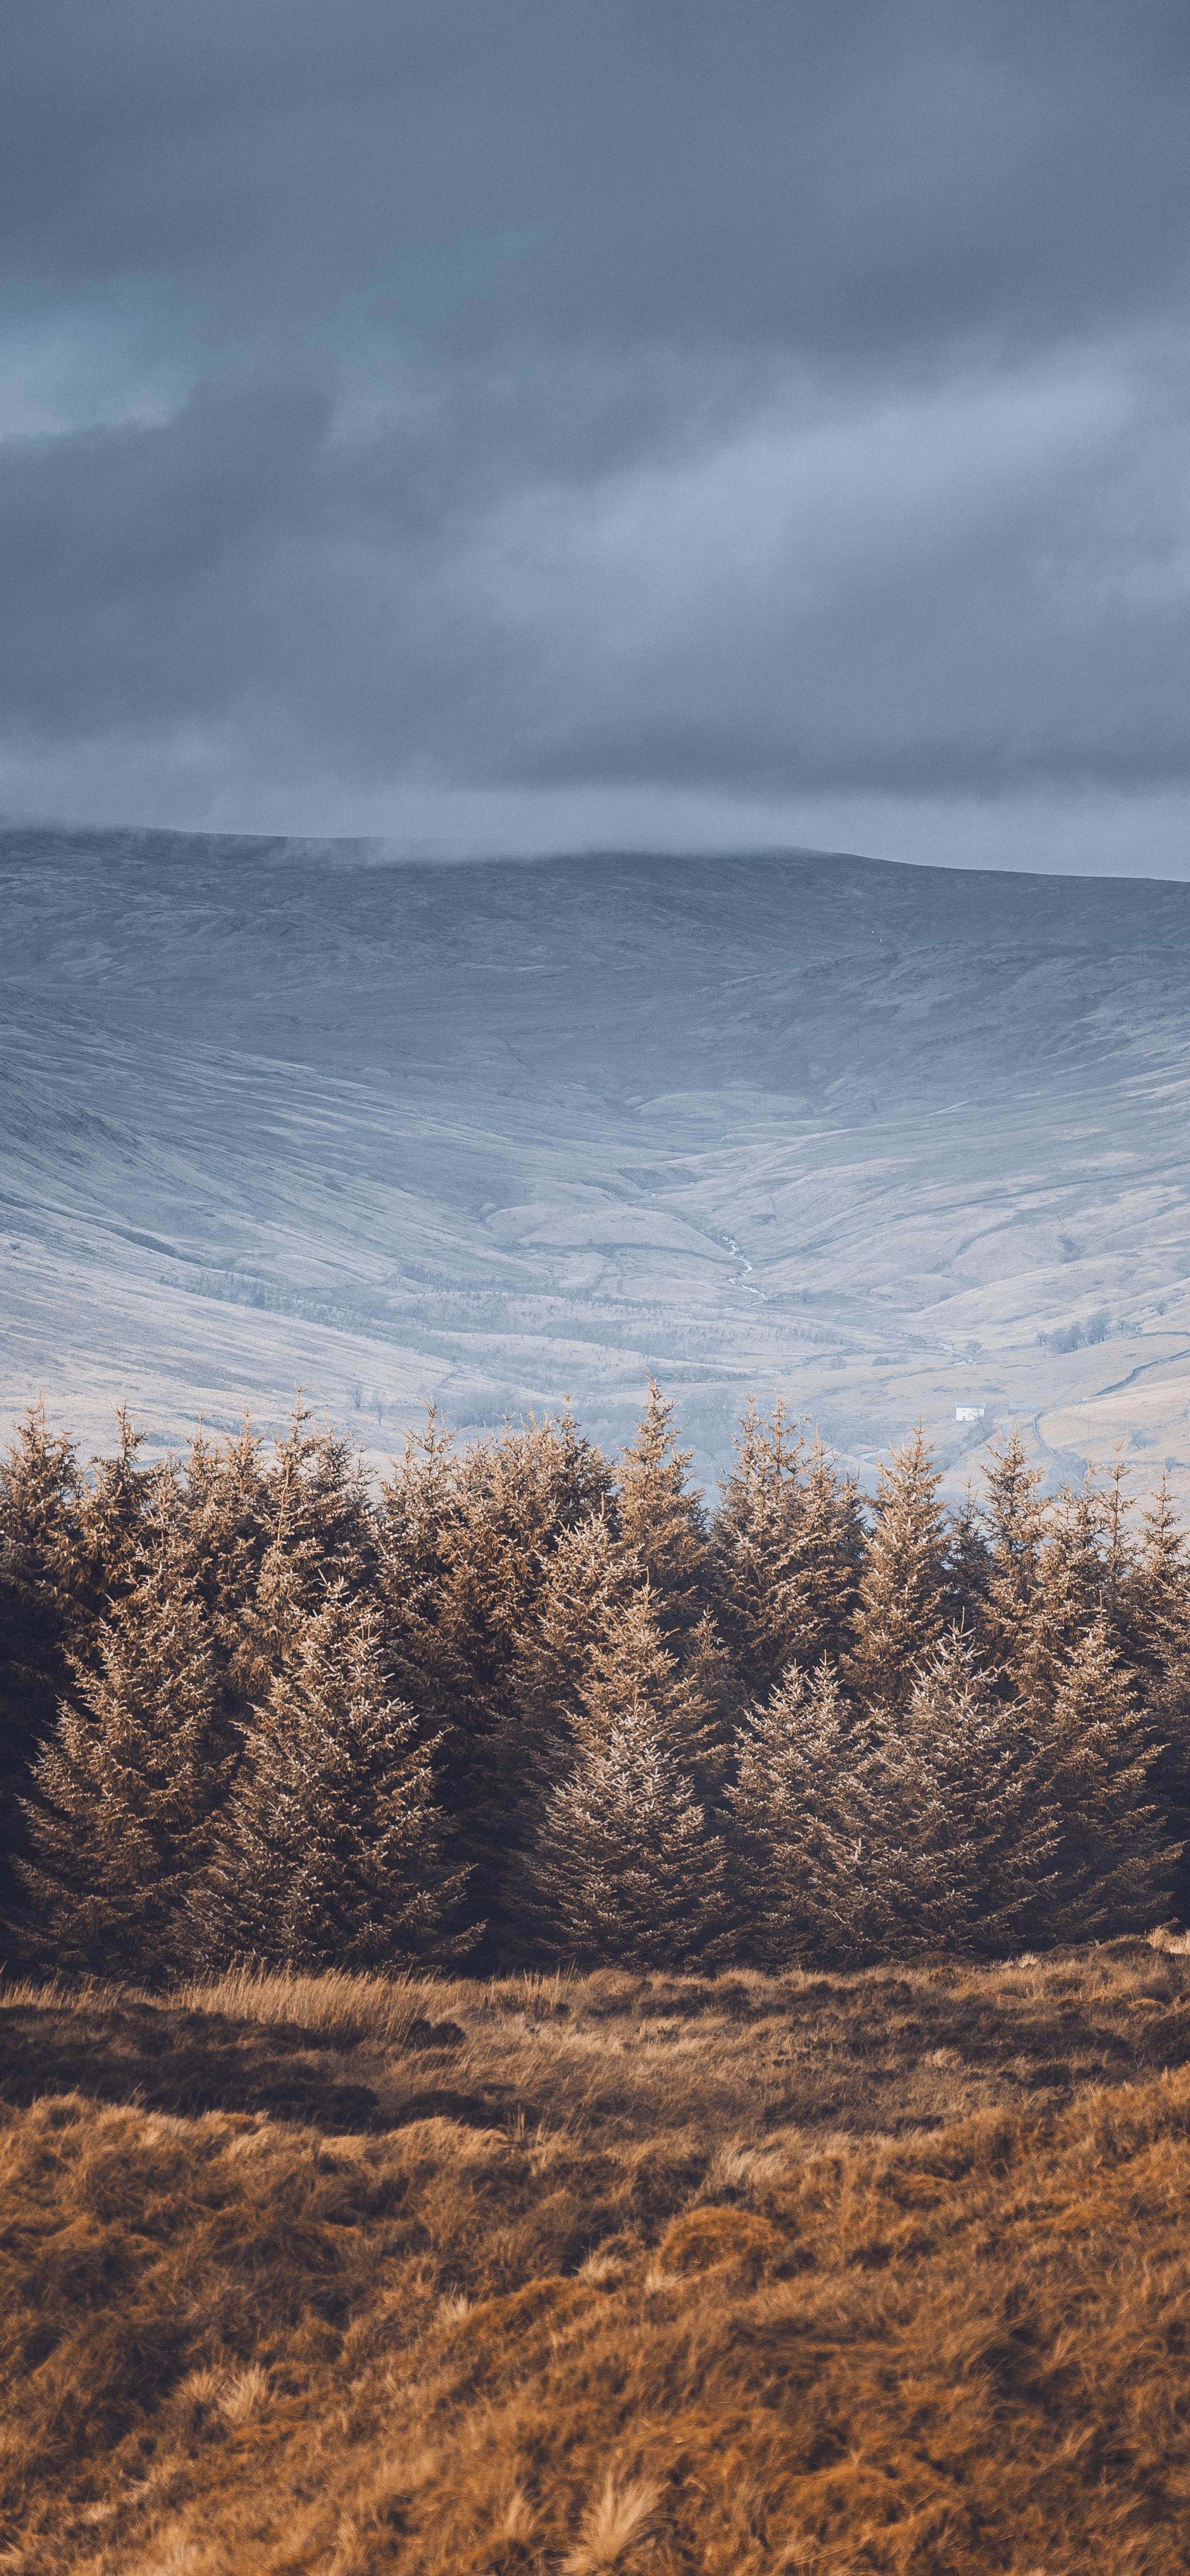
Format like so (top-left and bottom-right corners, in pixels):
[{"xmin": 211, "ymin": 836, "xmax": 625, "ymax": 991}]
[{"xmin": 3, "ymin": 827, "xmax": 1190, "ymax": 1502}]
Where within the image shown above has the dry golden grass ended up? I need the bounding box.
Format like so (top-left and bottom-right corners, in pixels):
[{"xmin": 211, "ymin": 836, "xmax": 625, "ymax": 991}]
[
  {"xmin": 4, "ymin": 1943, "xmax": 1190, "ymax": 2570},
  {"xmin": 170, "ymin": 1965, "xmax": 445, "ymax": 2048}
]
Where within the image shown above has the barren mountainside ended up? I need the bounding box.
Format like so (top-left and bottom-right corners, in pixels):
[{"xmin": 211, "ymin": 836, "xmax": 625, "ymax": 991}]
[{"xmin": 3, "ymin": 828, "xmax": 1190, "ymax": 1496}]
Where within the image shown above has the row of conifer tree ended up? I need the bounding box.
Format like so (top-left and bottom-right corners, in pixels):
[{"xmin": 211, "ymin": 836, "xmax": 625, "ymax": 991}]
[{"xmin": 0, "ymin": 1385, "xmax": 1187, "ymax": 1979}]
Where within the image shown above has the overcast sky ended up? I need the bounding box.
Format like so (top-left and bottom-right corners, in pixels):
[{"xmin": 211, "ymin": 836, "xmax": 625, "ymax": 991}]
[{"xmin": 2, "ymin": 1, "xmax": 1189, "ymax": 872}]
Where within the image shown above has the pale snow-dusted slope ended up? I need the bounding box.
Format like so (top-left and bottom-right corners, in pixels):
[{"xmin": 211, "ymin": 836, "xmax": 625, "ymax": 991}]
[{"xmin": 3, "ymin": 827, "xmax": 1190, "ymax": 1502}]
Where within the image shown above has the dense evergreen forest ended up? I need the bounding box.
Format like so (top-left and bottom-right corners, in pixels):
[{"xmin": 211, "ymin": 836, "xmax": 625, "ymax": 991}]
[{"xmin": 1, "ymin": 1387, "xmax": 1188, "ymax": 1979}]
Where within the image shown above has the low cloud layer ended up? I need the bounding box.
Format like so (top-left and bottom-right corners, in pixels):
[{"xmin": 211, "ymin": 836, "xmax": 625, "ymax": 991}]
[{"xmin": 2, "ymin": 2, "xmax": 1189, "ymax": 869}]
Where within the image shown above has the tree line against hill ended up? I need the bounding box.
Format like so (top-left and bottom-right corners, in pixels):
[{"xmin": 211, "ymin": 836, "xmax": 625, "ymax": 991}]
[{"xmin": 1, "ymin": 1386, "xmax": 1188, "ymax": 1980}]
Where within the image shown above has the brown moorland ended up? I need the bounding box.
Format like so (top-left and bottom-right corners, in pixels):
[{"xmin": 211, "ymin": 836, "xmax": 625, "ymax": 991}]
[{"xmin": 4, "ymin": 1941, "xmax": 1190, "ymax": 2573}]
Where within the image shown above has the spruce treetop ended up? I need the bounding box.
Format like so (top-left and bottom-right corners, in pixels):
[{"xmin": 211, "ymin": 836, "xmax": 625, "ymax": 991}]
[
  {"xmin": 844, "ymin": 1424, "xmax": 947, "ymax": 1721},
  {"xmin": 712, "ymin": 1400, "xmax": 862, "ymax": 1689},
  {"xmin": 1123, "ymin": 1475, "xmax": 1190, "ymax": 1679},
  {"xmin": 615, "ymin": 1381, "xmax": 707, "ymax": 1641}
]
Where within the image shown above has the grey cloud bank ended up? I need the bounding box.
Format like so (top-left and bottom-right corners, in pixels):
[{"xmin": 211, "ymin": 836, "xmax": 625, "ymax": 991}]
[{"xmin": 2, "ymin": 2, "xmax": 1189, "ymax": 869}]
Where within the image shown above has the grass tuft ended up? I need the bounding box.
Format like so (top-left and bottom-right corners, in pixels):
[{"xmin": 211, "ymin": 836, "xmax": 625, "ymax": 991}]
[
  {"xmin": 562, "ymin": 2476, "xmax": 658, "ymax": 2573},
  {"xmin": 170, "ymin": 1961, "xmax": 446, "ymax": 2046}
]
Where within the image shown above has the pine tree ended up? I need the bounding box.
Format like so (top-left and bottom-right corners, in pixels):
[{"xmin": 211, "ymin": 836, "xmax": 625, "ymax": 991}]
[
  {"xmin": 477, "ymin": 1522, "xmax": 735, "ymax": 1957},
  {"xmin": 729, "ymin": 1659, "xmax": 876, "ymax": 1965},
  {"xmin": 1012, "ymin": 1470, "xmax": 1133, "ymax": 1727},
  {"xmin": 233, "ymin": 1405, "xmax": 378, "ymax": 1705},
  {"xmin": 1117, "ymin": 1475, "xmax": 1190, "ymax": 1684},
  {"xmin": 376, "ymin": 1405, "xmax": 464, "ymax": 1707},
  {"xmin": 196, "ymin": 1586, "xmax": 470, "ymax": 1970},
  {"xmin": 1126, "ymin": 1480, "xmax": 1190, "ymax": 1921},
  {"xmin": 798, "ymin": 1437, "xmax": 866, "ymax": 1661},
  {"xmin": 710, "ymin": 1402, "xmax": 862, "ymax": 1696},
  {"xmin": 70, "ymin": 1408, "xmax": 159, "ymax": 1638},
  {"xmin": 176, "ymin": 1420, "xmax": 275, "ymax": 1664},
  {"xmin": 1035, "ymin": 1613, "xmax": 1179, "ymax": 1941},
  {"xmin": 522, "ymin": 1568, "xmax": 730, "ymax": 1966},
  {"xmin": 524, "ymin": 1704, "xmax": 726, "ymax": 1968},
  {"xmin": 377, "ymin": 1407, "xmax": 615, "ymax": 1939},
  {"xmin": 898, "ymin": 1631, "xmax": 1059, "ymax": 1954},
  {"xmin": 675, "ymin": 1608, "xmax": 737, "ymax": 1803},
  {"xmin": 499, "ymin": 1508, "xmax": 626, "ymax": 1808},
  {"xmin": 271, "ymin": 1403, "xmax": 378, "ymax": 1597},
  {"xmin": 732, "ymin": 1633, "xmax": 1059, "ymax": 1967},
  {"xmin": 708, "ymin": 1398, "xmax": 788, "ymax": 1692},
  {"xmin": 573, "ymin": 1585, "xmax": 728, "ymax": 1802},
  {"xmin": 131, "ymin": 1421, "xmax": 280, "ymax": 1826},
  {"xmin": 614, "ymin": 1382, "xmax": 708, "ymax": 1647},
  {"xmin": 512, "ymin": 1505, "xmax": 622, "ymax": 1704},
  {"xmin": 1102, "ymin": 1454, "xmax": 1136, "ymax": 1624},
  {"xmin": 980, "ymin": 1430, "xmax": 1048, "ymax": 1674},
  {"xmin": 0, "ymin": 1406, "xmax": 82, "ymax": 1928},
  {"xmin": 942, "ymin": 1487, "xmax": 991, "ymax": 1640},
  {"xmin": 379, "ymin": 1406, "xmax": 611, "ymax": 1725},
  {"xmin": 18, "ymin": 1529, "xmax": 229, "ymax": 1977},
  {"xmin": 844, "ymin": 1427, "xmax": 947, "ymax": 1721}
]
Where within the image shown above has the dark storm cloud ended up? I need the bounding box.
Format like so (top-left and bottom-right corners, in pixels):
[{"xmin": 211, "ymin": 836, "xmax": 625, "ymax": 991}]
[{"xmin": 1, "ymin": 2, "xmax": 1189, "ymax": 852}]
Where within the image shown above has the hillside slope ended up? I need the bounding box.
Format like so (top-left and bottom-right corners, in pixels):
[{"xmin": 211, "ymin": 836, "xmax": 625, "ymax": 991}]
[
  {"xmin": 4, "ymin": 1948, "xmax": 1190, "ymax": 2573},
  {"xmin": 4, "ymin": 830, "xmax": 1190, "ymax": 1495}
]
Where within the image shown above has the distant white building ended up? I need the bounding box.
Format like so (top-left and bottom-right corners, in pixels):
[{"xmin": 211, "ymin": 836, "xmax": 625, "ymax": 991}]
[{"xmin": 955, "ymin": 1404, "xmax": 986, "ymax": 1424}]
